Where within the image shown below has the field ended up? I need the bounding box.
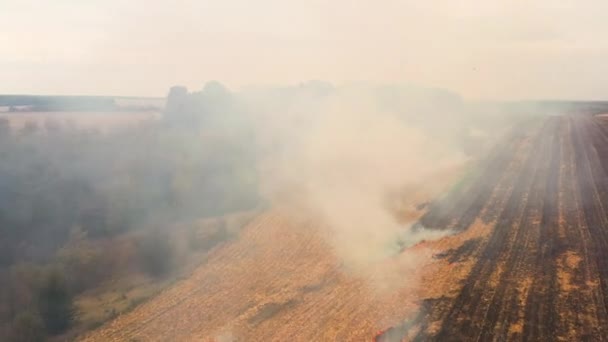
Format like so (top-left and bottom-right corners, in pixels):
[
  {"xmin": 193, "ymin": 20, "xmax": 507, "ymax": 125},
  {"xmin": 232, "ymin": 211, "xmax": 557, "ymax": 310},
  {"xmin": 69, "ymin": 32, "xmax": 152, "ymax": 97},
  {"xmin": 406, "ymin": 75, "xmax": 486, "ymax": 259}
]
[
  {"xmin": 403, "ymin": 113, "xmax": 608, "ymax": 341},
  {"xmin": 81, "ymin": 112, "xmax": 608, "ymax": 341}
]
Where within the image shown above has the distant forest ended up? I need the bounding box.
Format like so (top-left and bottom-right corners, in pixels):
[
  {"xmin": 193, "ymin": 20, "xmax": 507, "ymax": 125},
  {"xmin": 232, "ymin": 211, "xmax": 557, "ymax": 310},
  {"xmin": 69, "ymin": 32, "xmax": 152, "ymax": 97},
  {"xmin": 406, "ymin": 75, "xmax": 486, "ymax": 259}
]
[
  {"xmin": 0, "ymin": 95, "xmax": 162, "ymax": 112},
  {"xmin": 0, "ymin": 83, "xmax": 259, "ymax": 340}
]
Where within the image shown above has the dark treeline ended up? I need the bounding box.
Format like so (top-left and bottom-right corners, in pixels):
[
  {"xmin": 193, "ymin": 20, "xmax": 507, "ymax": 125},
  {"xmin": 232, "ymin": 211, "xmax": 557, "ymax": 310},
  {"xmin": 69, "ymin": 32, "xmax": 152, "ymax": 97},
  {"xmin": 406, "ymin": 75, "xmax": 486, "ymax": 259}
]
[
  {"xmin": 0, "ymin": 83, "xmax": 259, "ymax": 340},
  {"xmin": 0, "ymin": 95, "xmax": 116, "ymax": 112},
  {"xmin": 0, "ymin": 95, "xmax": 162, "ymax": 112}
]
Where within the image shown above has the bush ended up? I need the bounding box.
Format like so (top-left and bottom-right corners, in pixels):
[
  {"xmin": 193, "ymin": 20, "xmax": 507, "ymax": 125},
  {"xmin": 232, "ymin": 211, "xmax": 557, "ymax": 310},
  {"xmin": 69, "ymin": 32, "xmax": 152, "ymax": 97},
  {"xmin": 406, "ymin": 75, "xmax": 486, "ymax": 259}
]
[
  {"xmin": 5, "ymin": 263, "xmax": 44, "ymax": 320},
  {"xmin": 10, "ymin": 311, "xmax": 46, "ymax": 342},
  {"xmin": 57, "ymin": 229, "xmax": 113, "ymax": 293},
  {"xmin": 188, "ymin": 219, "xmax": 230, "ymax": 252},
  {"xmin": 137, "ymin": 230, "xmax": 174, "ymax": 277}
]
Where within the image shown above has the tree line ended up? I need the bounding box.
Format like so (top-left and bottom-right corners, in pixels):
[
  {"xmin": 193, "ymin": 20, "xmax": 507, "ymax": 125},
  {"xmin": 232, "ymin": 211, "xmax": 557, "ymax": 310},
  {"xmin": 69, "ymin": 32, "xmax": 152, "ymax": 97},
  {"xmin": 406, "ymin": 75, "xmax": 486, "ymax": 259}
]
[{"xmin": 0, "ymin": 83, "xmax": 259, "ymax": 340}]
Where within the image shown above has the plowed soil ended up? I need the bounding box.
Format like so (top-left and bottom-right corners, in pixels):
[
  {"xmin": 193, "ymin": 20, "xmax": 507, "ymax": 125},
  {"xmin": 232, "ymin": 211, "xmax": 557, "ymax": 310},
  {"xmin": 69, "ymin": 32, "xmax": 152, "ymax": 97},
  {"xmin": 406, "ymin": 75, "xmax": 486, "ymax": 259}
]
[{"xmin": 401, "ymin": 113, "xmax": 608, "ymax": 341}]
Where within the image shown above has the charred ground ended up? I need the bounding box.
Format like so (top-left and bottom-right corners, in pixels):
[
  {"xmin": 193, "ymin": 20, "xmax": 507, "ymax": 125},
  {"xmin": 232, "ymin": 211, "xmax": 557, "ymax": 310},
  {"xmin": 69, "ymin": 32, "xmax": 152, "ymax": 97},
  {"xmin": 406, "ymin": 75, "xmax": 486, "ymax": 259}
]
[{"xmin": 380, "ymin": 107, "xmax": 608, "ymax": 341}]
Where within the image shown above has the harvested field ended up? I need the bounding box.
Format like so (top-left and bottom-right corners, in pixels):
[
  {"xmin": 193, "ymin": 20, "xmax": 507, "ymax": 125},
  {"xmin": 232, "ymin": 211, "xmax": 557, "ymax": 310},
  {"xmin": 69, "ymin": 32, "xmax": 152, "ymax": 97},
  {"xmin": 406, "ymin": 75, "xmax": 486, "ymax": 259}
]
[
  {"xmin": 83, "ymin": 113, "xmax": 608, "ymax": 341},
  {"xmin": 80, "ymin": 210, "xmax": 431, "ymax": 341}
]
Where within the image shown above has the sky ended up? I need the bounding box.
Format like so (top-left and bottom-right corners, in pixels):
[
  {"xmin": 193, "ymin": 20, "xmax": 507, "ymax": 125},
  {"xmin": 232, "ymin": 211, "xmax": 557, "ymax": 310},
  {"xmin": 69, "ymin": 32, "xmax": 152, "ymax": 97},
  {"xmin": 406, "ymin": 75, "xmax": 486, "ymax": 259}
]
[{"xmin": 2, "ymin": 0, "xmax": 608, "ymax": 100}]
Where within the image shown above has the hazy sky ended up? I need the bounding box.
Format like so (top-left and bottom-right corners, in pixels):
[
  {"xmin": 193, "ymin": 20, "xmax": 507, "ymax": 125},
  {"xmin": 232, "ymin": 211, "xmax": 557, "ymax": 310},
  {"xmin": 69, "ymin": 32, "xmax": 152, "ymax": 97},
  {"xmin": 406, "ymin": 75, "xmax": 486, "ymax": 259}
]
[{"xmin": 2, "ymin": 0, "xmax": 608, "ymax": 100}]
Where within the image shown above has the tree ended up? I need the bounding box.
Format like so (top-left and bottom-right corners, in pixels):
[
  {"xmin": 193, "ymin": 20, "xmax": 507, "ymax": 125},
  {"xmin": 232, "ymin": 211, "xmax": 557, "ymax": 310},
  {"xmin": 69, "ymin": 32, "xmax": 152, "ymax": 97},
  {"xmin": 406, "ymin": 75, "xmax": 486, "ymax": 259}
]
[
  {"xmin": 37, "ymin": 269, "xmax": 75, "ymax": 334},
  {"xmin": 164, "ymin": 86, "xmax": 189, "ymax": 124}
]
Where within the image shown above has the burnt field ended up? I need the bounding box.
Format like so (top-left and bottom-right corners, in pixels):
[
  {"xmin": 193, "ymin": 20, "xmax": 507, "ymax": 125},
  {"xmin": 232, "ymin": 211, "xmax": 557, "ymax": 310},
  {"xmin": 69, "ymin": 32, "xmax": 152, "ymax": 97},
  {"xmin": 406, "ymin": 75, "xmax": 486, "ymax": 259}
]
[{"xmin": 378, "ymin": 112, "xmax": 608, "ymax": 341}]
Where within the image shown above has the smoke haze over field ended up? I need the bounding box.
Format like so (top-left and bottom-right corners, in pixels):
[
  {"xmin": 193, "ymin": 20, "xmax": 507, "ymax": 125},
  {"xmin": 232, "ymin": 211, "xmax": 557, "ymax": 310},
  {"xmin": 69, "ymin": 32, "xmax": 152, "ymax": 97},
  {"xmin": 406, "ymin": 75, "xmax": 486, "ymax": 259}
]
[
  {"xmin": 245, "ymin": 84, "xmax": 469, "ymax": 271},
  {"xmin": 5, "ymin": 1, "xmax": 608, "ymax": 339},
  {"xmin": 160, "ymin": 81, "xmax": 540, "ymax": 297},
  {"xmin": 3, "ymin": 1, "xmax": 608, "ymax": 99}
]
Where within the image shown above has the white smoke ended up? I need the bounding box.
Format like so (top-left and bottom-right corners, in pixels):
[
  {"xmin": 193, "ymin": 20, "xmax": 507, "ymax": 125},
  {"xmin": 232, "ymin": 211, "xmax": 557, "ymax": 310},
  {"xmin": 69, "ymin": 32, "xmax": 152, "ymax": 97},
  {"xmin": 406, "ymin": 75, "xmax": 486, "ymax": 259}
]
[{"xmin": 248, "ymin": 84, "xmax": 466, "ymax": 278}]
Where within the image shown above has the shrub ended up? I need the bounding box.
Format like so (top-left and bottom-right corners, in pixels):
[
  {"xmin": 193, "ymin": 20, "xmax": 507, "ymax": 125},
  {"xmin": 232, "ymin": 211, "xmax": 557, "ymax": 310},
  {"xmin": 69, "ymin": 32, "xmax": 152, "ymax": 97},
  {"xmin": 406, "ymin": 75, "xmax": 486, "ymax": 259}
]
[
  {"xmin": 137, "ymin": 230, "xmax": 174, "ymax": 277},
  {"xmin": 10, "ymin": 311, "xmax": 46, "ymax": 342},
  {"xmin": 57, "ymin": 229, "xmax": 113, "ymax": 293}
]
